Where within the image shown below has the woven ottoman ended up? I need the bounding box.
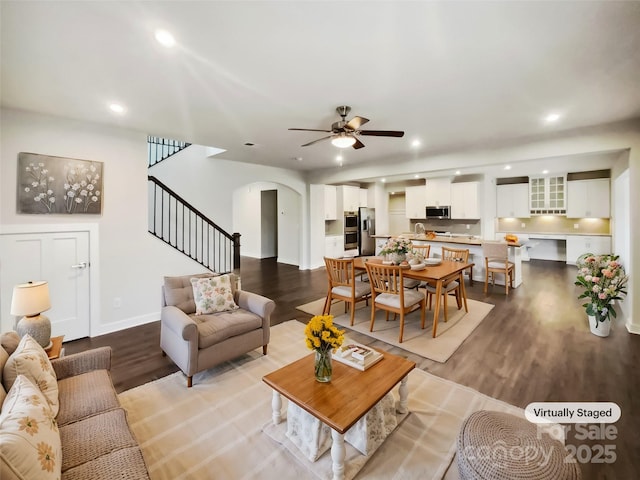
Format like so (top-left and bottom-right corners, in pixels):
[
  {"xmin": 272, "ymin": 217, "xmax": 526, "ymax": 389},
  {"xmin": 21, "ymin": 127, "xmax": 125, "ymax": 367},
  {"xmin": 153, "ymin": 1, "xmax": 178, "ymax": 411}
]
[{"xmin": 456, "ymin": 410, "xmax": 581, "ymax": 480}]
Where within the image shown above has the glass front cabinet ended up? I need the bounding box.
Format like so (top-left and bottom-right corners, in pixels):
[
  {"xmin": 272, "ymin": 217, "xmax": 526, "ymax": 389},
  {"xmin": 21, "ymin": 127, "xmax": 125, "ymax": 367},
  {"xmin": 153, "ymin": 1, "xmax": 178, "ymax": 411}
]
[{"xmin": 529, "ymin": 175, "xmax": 565, "ymax": 215}]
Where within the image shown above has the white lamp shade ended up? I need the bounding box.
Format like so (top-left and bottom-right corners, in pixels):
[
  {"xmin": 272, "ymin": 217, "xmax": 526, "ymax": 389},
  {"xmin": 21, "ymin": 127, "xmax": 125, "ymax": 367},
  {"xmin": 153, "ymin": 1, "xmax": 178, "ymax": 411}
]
[
  {"xmin": 10, "ymin": 281, "xmax": 51, "ymax": 317},
  {"xmin": 331, "ymin": 134, "xmax": 356, "ymax": 148}
]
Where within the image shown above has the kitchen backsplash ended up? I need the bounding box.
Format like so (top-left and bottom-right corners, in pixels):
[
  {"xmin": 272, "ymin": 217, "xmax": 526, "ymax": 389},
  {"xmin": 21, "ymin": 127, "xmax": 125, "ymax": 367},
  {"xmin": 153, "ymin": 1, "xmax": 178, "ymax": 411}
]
[
  {"xmin": 496, "ymin": 217, "xmax": 610, "ymax": 234},
  {"xmin": 409, "ymin": 219, "xmax": 481, "ymax": 236}
]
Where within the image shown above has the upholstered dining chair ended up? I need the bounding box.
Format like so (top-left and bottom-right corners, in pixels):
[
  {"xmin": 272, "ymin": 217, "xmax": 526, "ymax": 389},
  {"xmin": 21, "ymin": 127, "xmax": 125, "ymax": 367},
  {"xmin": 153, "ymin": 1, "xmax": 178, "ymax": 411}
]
[
  {"xmin": 365, "ymin": 262, "xmax": 426, "ymax": 343},
  {"xmin": 482, "ymin": 241, "xmax": 515, "ymax": 295},
  {"xmin": 406, "ymin": 244, "xmax": 431, "ymax": 289},
  {"xmin": 323, "ymin": 257, "xmax": 372, "ymax": 326},
  {"xmin": 424, "ymin": 246, "xmax": 469, "ymax": 322},
  {"xmin": 411, "ymin": 244, "xmax": 431, "ymax": 260},
  {"xmin": 442, "ymin": 246, "xmax": 473, "ymax": 285}
]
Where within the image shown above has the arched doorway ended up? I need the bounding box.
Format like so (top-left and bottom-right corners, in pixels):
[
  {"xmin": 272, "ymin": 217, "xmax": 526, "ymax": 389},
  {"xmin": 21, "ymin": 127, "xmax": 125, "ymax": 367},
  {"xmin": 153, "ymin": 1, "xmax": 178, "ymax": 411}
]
[{"xmin": 232, "ymin": 182, "xmax": 301, "ymax": 266}]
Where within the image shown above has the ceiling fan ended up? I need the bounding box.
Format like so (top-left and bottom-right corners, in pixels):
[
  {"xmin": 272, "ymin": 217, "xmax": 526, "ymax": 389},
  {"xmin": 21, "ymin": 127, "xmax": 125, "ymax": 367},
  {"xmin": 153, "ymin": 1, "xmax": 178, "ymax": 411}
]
[{"xmin": 289, "ymin": 106, "xmax": 404, "ymax": 149}]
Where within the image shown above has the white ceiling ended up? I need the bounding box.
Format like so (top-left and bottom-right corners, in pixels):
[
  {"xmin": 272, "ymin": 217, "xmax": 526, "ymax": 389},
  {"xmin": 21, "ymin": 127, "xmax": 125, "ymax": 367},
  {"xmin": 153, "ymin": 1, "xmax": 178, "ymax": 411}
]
[{"xmin": 2, "ymin": 1, "xmax": 640, "ymax": 174}]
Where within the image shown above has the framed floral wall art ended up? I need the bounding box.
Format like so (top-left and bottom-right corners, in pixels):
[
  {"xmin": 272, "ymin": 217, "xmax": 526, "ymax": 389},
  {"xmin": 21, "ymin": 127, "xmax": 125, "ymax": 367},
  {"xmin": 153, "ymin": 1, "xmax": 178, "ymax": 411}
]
[{"xmin": 17, "ymin": 152, "xmax": 103, "ymax": 214}]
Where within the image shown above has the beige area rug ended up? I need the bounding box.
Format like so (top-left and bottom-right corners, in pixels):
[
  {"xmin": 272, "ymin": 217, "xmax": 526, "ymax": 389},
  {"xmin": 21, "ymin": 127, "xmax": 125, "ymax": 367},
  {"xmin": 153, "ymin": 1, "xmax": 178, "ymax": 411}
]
[
  {"xmin": 119, "ymin": 320, "xmax": 523, "ymax": 480},
  {"xmin": 296, "ymin": 297, "xmax": 493, "ymax": 363}
]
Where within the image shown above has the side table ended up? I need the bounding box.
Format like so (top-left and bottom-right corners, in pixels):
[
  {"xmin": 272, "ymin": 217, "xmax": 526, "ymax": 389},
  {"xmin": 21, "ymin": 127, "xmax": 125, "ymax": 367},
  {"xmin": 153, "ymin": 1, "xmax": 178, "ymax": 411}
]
[{"xmin": 46, "ymin": 335, "xmax": 65, "ymax": 360}]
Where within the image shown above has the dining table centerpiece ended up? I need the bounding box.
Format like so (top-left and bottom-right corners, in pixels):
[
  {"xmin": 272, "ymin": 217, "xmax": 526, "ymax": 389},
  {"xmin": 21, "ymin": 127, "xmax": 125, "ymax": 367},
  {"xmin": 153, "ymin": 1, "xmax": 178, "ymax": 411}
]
[
  {"xmin": 304, "ymin": 315, "xmax": 345, "ymax": 382},
  {"xmin": 575, "ymin": 253, "xmax": 628, "ymax": 337},
  {"xmin": 379, "ymin": 237, "xmax": 413, "ymax": 264}
]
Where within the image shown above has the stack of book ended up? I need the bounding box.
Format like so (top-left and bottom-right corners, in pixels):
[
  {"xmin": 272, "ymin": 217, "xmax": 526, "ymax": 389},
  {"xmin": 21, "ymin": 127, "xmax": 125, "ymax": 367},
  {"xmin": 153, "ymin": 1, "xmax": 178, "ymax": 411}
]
[{"xmin": 334, "ymin": 342, "xmax": 383, "ymax": 371}]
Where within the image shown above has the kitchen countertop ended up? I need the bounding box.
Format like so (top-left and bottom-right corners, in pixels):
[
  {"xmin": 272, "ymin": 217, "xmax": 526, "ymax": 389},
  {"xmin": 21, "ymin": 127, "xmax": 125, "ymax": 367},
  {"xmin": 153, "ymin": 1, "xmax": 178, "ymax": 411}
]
[{"xmin": 376, "ymin": 233, "xmax": 523, "ymax": 247}]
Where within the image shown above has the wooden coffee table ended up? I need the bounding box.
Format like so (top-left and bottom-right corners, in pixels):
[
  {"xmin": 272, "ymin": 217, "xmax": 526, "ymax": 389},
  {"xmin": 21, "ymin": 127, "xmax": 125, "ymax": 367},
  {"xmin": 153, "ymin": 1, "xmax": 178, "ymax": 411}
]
[{"xmin": 263, "ymin": 349, "xmax": 415, "ymax": 480}]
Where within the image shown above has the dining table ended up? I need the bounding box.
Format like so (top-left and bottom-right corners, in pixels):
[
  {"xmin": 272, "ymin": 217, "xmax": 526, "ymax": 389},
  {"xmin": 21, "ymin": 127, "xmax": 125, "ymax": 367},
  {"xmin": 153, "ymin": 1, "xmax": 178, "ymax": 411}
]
[{"xmin": 352, "ymin": 257, "xmax": 474, "ymax": 337}]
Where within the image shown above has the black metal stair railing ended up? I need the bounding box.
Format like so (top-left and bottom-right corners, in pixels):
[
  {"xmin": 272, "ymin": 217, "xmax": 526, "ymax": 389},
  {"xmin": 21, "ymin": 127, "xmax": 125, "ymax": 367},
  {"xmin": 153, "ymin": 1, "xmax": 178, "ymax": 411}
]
[
  {"xmin": 147, "ymin": 136, "xmax": 191, "ymax": 167},
  {"xmin": 148, "ymin": 175, "xmax": 240, "ymax": 273}
]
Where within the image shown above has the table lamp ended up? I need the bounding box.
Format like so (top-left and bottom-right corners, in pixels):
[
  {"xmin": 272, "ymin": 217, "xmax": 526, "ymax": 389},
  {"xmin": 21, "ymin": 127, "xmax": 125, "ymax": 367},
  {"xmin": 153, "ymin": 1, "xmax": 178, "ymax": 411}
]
[{"xmin": 10, "ymin": 281, "xmax": 52, "ymax": 349}]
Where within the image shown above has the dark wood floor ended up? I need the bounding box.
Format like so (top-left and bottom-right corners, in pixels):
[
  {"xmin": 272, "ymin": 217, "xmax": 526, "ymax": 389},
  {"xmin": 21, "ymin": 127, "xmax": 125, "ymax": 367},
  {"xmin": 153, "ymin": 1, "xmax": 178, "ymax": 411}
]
[{"xmin": 65, "ymin": 257, "xmax": 639, "ymax": 480}]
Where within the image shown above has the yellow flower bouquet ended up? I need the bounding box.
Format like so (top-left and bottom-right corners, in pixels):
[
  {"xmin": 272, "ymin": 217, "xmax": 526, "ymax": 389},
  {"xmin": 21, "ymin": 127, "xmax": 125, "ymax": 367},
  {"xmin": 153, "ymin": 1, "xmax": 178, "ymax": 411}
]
[{"xmin": 304, "ymin": 315, "xmax": 344, "ymax": 382}]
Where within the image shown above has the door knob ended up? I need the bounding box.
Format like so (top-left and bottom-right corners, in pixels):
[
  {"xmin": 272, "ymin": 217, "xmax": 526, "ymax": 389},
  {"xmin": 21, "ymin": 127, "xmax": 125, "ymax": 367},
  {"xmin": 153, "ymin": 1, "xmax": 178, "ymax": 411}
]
[{"xmin": 71, "ymin": 262, "xmax": 88, "ymax": 269}]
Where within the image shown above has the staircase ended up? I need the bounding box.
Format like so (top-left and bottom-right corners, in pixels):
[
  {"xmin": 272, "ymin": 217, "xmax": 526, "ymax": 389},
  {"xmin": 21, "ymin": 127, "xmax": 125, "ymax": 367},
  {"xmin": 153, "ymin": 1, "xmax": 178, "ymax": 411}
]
[
  {"xmin": 147, "ymin": 136, "xmax": 191, "ymax": 167},
  {"xmin": 147, "ymin": 139, "xmax": 240, "ymax": 274}
]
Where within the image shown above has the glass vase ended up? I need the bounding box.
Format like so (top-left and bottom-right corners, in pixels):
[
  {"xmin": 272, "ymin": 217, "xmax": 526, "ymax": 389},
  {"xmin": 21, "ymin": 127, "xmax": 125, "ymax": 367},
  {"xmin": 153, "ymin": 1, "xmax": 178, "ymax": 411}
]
[{"xmin": 314, "ymin": 349, "xmax": 332, "ymax": 382}]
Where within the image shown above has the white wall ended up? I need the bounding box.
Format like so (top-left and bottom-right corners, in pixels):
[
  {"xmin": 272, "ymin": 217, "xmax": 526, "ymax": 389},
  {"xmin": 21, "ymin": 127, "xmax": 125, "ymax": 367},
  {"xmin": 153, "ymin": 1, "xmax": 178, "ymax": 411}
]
[
  {"xmin": 231, "ymin": 181, "xmax": 301, "ymax": 265},
  {"xmin": 149, "ymin": 146, "xmax": 308, "ymax": 266},
  {"xmin": 0, "ymin": 109, "xmax": 307, "ymax": 337},
  {"xmin": 0, "ymin": 109, "xmax": 209, "ymax": 336}
]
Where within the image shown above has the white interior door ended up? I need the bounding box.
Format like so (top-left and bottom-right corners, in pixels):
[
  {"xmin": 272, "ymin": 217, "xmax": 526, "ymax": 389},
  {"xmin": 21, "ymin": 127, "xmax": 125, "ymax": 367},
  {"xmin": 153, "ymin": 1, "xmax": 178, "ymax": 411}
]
[{"xmin": 0, "ymin": 231, "xmax": 90, "ymax": 340}]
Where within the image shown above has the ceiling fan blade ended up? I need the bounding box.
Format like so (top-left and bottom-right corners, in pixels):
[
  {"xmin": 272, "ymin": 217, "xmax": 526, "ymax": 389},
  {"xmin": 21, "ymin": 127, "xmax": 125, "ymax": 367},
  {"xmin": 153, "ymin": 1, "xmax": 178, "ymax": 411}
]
[
  {"xmin": 352, "ymin": 138, "xmax": 365, "ymax": 149},
  {"xmin": 346, "ymin": 116, "xmax": 369, "ymax": 130},
  {"xmin": 301, "ymin": 135, "xmax": 333, "ymax": 147},
  {"xmin": 358, "ymin": 130, "xmax": 405, "ymax": 137},
  {"xmin": 289, "ymin": 128, "xmax": 332, "ymax": 132}
]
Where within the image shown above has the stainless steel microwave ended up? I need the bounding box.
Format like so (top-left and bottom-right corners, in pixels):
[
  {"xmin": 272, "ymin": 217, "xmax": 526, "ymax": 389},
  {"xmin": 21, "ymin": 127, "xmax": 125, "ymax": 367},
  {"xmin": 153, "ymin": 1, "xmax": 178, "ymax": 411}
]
[{"xmin": 425, "ymin": 206, "xmax": 451, "ymax": 219}]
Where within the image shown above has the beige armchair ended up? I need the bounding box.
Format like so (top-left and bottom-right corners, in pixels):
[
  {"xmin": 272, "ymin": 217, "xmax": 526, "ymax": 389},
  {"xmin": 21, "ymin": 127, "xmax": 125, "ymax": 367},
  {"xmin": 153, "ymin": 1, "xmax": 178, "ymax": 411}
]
[{"xmin": 160, "ymin": 273, "xmax": 276, "ymax": 387}]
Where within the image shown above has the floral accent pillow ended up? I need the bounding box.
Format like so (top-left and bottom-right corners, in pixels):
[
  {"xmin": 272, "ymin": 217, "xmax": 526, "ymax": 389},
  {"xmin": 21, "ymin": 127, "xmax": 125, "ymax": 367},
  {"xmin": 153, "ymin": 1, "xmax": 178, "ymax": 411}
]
[
  {"xmin": 0, "ymin": 374, "xmax": 61, "ymax": 479},
  {"xmin": 3, "ymin": 335, "xmax": 59, "ymax": 416},
  {"xmin": 191, "ymin": 275, "xmax": 239, "ymax": 314}
]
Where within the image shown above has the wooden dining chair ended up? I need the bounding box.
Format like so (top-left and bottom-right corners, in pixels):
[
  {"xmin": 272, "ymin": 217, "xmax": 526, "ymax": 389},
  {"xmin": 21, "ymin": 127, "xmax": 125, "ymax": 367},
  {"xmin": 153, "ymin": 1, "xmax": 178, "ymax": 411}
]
[
  {"xmin": 323, "ymin": 257, "xmax": 372, "ymax": 325},
  {"xmin": 482, "ymin": 242, "xmax": 514, "ymax": 295},
  {"xmin": 424, "ymin": 246, "xmax": 469, "ymax": 322},
  {"xmin": 411, "ymin": 244, "xmax": 431, "ymax": 260},
  {"xmin": 365, "ymin": 262, "xmax": 426, "ymax": 343},
  {"xmin": 406, "ymin": 244, "xmax": 431, "ymax": 288},
  {"xmin": 441, "ymin": 246, "xmax": 473, "ymax": 285}
]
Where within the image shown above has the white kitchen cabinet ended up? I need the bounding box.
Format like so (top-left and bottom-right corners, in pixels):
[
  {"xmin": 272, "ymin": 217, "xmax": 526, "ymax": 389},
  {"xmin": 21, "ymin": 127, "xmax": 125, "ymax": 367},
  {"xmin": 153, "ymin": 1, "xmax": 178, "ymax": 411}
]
[
  {"xmin": 405, "ymin": 185, "xmax": 427, "ymax": 218},
  {"xmin": 425, "ymin": 178, "xmax": 451, "ymax": 206},
  {"xmin": 566, "ymin": 179, "xmax": 610, "ymax": 218},
  {"xmin": 341, "ymin": 185, "xmax": 360, "ymax": 212},
  {"xmin": 359, "ymin": 188, "xmax": 368, "ymax": 208},
  {"xmin": 324, "ymin": 185, "xmax": 337, "ymax": 220},
  {"xmin": 451, "ymin": 182, "xmax": 480, "ymax": 219},
  {"xmin": 566, "ymin": 236, "xmax": 612, "ymax": 265},
  {"xmin": 496, "ymin": 183, "xmax": 530, "ymax": 218},
  {"xmin": 324, "ymin": 235, "xmax": 344, "ymax": 259}
]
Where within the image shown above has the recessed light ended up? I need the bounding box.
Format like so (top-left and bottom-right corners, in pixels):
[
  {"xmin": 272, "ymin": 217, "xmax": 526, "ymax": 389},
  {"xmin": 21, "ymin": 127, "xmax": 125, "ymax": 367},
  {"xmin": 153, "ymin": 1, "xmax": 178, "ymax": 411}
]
[
  {"xmin": 542, "ymin": 169, "xmax": 549, "ymax": 174},
  {"xmin": 414, "ymin": 174, "xmax": 420, "ymax": 179},
  {"xmin": 336, "ymin": 155, "xmax": 343, "ymax": 162},
  {"xmin": 109, "ymin": 103, "xmax": 125, "ymax": 114},
  {"xmin": 411, "ymin": 140, "xmax": 421, "ymax": 148},
  {"xmin": 381, "ymin": 178, "xmax": 386, "ymax": 183},
  {"xmin": 544, "ymin": 112, "xmax": 561, "ymax": 124},
  {"xmin": 504, "ymin": 165, "xmax": 512, "ymax": 170},
  {"xmin": 455, "ymin": 170, "xmax": 461, "ymax": 175},
  {"xmin": 155, "ymin": 29, "xmax": 176, "ymax": 48}
]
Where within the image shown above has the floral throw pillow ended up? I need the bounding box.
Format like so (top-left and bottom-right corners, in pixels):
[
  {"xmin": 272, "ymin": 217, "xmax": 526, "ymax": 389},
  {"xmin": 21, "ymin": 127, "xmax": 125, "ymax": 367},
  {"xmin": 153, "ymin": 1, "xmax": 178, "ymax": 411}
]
[
  {"xmin": 3, "ymin": 335, "xmax": 59, "ymax": 416},
  {"xmin": 191, "ymin": 275, "xmax": 239, "ymax": 314},
  {"xmin": 0, "ymin": 374, "xmax": 61, "ymax": 479}
]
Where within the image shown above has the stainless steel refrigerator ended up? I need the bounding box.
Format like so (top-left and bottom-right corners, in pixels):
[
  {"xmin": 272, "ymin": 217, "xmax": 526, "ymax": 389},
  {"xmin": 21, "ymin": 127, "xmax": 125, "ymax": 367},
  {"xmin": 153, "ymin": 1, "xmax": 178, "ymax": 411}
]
[{"xmin": 358, "ymin": 207, "xmax": 376, "ymax": 256}]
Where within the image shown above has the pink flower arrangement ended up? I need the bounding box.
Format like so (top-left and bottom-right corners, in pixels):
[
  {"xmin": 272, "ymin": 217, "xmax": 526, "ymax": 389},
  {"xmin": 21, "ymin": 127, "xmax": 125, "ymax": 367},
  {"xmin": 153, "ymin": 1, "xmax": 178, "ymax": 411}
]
[{"xmin": 575, "ymin": 253, "xmax": 628, "ymax": 328}]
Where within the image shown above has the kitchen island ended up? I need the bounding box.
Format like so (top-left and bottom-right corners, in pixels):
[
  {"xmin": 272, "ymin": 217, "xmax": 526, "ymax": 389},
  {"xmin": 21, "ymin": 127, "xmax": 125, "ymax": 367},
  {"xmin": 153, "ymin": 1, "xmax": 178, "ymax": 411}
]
[{"xmin": 384, "ymin": 233, "xmax": 524, "ymax": 289}]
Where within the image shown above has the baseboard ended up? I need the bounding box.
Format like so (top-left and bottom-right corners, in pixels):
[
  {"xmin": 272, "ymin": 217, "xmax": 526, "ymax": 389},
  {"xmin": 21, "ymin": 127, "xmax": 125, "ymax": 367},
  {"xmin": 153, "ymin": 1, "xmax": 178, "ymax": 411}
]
[
  {"xmin": 625, "ymin": 318, "xmax": 639, "ymax": 335},
  {"xmin": 91, "ymin": 312, "xmax": 159, "ymax": 337}
]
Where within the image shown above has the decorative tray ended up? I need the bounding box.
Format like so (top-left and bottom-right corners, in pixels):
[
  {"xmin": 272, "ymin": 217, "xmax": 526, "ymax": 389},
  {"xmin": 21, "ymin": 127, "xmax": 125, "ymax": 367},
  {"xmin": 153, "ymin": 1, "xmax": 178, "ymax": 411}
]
[{"xmin": 410, "ymin": 263, "xmax": 426, "ymax": 271}]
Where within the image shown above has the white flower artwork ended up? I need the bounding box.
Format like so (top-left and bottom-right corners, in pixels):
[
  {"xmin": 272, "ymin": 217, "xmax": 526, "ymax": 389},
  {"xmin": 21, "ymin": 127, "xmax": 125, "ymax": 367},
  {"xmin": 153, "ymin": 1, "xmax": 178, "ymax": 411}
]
[{"xmin": 17, "ymin": 152, "xmax": 103, "ymax": 214}]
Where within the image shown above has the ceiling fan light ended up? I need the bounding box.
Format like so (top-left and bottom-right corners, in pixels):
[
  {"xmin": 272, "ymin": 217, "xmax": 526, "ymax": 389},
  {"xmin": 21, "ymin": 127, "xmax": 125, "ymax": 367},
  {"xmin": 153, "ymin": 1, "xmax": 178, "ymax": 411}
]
[{"xmin": 331, "ymin": 134, "xmax": 356, "ymax": 148}]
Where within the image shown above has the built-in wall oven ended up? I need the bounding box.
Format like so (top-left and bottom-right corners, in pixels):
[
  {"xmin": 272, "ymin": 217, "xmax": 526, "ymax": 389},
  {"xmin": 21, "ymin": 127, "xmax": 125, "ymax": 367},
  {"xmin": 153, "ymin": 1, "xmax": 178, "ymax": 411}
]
[{"xmin": 344, "ymin": 211, "xmax": 358, "ymax": 251}]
